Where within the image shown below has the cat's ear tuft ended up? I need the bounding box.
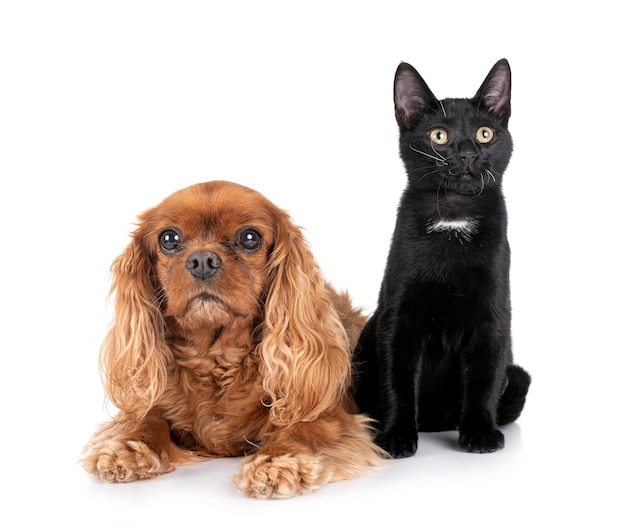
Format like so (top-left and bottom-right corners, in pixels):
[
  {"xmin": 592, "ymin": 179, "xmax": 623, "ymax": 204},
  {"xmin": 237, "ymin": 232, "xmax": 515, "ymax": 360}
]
[
  {"xmin": 475, "ymin": 58, "xmax": 511, "ymax": 121},
  {"xmin": 394, "ymin": 63, "xmax": 439, "ymax": 132}
]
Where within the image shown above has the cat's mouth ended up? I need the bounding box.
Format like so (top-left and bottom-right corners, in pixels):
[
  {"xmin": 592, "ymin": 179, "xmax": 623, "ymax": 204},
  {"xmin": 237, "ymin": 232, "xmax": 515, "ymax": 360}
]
[
  {"xmin": 448, "ymin": 165, "xmax": 478, "ymax": 179},
  {"xmin": 443, "ymin": 170, "xmax": 487, "ymax": 194}
]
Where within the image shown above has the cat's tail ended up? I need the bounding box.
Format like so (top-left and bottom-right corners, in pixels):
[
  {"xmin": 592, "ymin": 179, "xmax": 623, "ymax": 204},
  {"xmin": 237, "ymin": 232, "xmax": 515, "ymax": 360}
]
[{"xmin": 496, "ymin": 364, "xmax": 531, "ymax": 426}]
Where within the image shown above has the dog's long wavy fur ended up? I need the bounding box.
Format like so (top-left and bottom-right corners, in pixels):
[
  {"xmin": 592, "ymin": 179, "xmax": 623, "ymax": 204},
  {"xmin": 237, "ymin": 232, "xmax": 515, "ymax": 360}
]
[{"xmin": 81, "ymin": 181, "xmax": 385, "ymax": 498}]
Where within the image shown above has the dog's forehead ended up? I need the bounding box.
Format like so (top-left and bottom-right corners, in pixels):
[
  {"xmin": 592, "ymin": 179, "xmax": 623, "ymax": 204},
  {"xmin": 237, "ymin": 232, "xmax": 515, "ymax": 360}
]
[{"xmin": 152, "ymin": 182, "xmax": 277, "ymax": 239}]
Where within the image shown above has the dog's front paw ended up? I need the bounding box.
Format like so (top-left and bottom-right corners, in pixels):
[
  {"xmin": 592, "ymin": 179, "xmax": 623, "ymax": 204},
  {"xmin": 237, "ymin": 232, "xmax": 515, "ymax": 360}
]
[
  {"xmin": 377, "ymin": 427, "xmax": 418, "ymax": 459},
  {"xmin": 235, "ymin": 453, "xmax": 330, "ymax": 499},
  {"xmin": 459, "ymin": 429, "xmax": 504, "ymax": 453},
  {"xmin": 82, "ymin": 440, "xmax": 174, "ymax": 482}
]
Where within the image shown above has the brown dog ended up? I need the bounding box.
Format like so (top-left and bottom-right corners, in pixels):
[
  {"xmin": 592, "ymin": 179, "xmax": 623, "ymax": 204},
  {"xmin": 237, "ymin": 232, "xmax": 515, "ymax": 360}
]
[{"xmin": 81, "ymin": 180, "xmax": 385, "ymax": 498}]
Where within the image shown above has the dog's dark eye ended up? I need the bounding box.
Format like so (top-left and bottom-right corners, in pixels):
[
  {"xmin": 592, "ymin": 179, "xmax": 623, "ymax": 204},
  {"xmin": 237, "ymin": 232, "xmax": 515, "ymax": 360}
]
[
  {"xmin": 235, "ymin": 228, "xmax": 263, "ymax": 252},
  {"xmin": 159, "ymin": 229, "xmax": 183, "ymax": 254}
]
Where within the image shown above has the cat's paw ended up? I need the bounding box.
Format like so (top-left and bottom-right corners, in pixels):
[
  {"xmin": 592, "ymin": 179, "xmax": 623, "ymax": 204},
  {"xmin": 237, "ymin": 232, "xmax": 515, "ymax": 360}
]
[
  {"xmin": 376, "ymin": 428, "xmax": 418, "ymax": 459},
  {"xmin": 459, "ymin": 429, "xmax": 504, "ymax": 453}
]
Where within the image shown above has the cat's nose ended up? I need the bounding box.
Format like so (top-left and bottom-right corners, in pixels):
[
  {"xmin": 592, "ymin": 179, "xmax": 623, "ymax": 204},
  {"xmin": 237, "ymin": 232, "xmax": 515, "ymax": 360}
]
[{"xmin": 457, "ymin": 140, "xmax": 478, "ymax": 165}]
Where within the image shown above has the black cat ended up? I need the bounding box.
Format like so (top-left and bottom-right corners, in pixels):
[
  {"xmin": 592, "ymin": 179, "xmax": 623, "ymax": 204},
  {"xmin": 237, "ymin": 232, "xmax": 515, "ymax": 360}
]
[{"xmin": 354, "ymin": 59, "xmax": 530, "ymax": 458}]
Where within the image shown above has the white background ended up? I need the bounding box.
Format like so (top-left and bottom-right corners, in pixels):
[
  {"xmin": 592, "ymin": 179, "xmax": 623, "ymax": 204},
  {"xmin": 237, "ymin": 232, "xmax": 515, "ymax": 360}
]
[{"xmin": 2, "ymin": 1, "xmax": 624, "ymax": 525}]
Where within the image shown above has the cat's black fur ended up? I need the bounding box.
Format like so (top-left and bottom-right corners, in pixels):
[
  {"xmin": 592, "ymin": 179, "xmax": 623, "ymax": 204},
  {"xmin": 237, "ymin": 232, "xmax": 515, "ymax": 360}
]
[{"xmin": 353, "ymin": 59, "xmax": 530, "ymax": 458}]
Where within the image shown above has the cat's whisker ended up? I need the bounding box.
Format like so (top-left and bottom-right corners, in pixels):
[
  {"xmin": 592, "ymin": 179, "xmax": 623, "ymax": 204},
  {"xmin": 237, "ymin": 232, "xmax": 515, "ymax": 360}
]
[
  {"xmin": 486, "ymin": 169, "xmax": 496, "ymax": 183},
  {"xmin": 409, "ymin": 143, "xmax": 448, "ymax": 165},
  {"xmin": 429, "ymin": 142, "xmax": 447, "ymax": 162},
  {"xmin": 409, "ymin": 169, "xmax": 442, "ymax": 186},
  {"xmin": 416, "ymin": 168, "xmax": 443, "ymax": 181},
  {"xmin": 477, "ymin": 173, "xmax": 485, "ymax": 196},
  {"xmin": 407, "ymin": 164, "xmax": 442, "ymax": 180},
  {"xmin": 440, "ymin": 100, "xmax": 447, "ymax": 117},
  {"xmin": 436, "ymin": 177, "xmax": 445, "ymax": 218}
]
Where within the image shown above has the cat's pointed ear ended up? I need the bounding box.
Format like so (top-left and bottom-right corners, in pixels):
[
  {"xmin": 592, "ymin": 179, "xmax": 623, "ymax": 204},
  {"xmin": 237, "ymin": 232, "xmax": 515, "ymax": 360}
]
[
  {"xmin": 474, "ymin": 58, "xmax": 511, "ymax": 121},
  {"xmin": 394, "ymin": 62, "xmax": 439, "ymax": 132}
]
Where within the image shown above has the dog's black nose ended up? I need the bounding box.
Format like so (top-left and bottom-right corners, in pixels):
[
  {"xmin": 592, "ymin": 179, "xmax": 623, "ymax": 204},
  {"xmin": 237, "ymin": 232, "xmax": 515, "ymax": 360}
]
[{"xmin": 185, "ymin": 251, "xmax": 222, "ymax": 280}]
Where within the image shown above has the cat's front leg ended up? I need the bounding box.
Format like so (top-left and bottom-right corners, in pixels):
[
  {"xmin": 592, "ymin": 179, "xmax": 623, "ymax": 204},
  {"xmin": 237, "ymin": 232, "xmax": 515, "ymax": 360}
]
[
  {"xmin": 459, "ymin": 427, "xmax": 504, "ymax": 453},
  {"xmin": 458, "ymin": 330, "xmax": 507, "ymax": 453},
  {"xmin": 376, "ymin": 410, "xmax": 419, "ymax": 458},
  {"xmin": 374, "ymin": 312, "xmax": 421, "ymax": 458}
]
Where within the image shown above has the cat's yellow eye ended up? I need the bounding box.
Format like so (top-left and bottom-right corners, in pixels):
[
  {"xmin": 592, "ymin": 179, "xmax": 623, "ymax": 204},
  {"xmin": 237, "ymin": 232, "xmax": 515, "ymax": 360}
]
[
  {"xmin": 429, "ymin": 128, "xmax": 448, "ymax": 145},
  {"xmin": 476, "ymin": 126, "xmax": 495, "ymax": 143}
]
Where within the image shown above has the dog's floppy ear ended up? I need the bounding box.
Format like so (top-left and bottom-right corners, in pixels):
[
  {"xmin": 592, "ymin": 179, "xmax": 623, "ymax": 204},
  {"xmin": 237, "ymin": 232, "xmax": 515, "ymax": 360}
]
[
  {"xmin": 99, "ymin": 225, "xmax": 170, "ymax": 418},
  {"xmin": 259, "ymin": 213, "xmax": 352, "ymax": 426}
]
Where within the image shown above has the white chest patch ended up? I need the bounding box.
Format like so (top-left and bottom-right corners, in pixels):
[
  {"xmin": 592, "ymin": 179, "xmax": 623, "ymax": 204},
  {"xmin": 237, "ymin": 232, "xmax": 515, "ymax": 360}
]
[{"xmin": 426, "ymin": 217, "xmax": 479, "ymax": 240}]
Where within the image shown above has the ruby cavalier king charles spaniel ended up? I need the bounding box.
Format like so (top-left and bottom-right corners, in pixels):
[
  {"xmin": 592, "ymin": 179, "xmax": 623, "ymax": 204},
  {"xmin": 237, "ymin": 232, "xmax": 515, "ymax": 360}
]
[{"xmin": 81, "ymin": 180, "xmax": 385, "ymax": 498}]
